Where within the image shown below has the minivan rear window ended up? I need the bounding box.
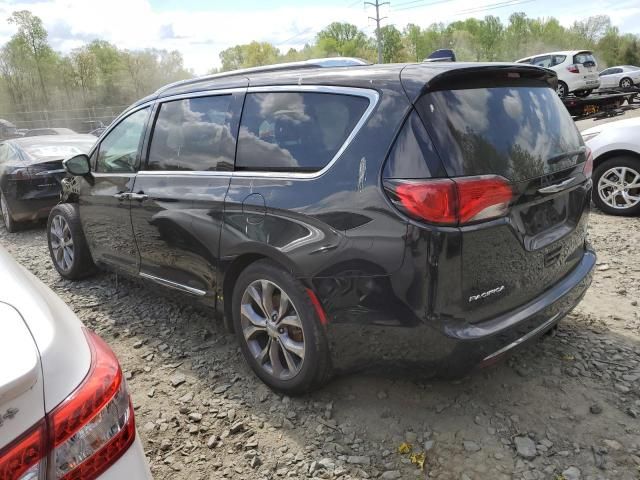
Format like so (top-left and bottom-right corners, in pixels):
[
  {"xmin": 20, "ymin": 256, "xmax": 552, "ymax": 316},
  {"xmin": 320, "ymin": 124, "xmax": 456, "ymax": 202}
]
[
  {"xmin": 416, "ymin": 86, "xmax": 583, "ymax": 182},
  {"xmin": 236, "ymin": 92, "xmax": 369, "ymax": 172}
]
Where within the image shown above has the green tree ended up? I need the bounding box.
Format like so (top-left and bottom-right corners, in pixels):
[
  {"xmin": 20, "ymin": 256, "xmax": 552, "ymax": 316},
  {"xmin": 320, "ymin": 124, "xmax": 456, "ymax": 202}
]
[
  {"xmin": 380, "ymin": 25, "xmax": 404, "ymax": 63},
  {"xmin": 316, "ymin": 22, "xmax": 370, "ymax": 57},
  {"xmin": 8, "ymin": 10, "xmax": 52, "ymax": 106}
]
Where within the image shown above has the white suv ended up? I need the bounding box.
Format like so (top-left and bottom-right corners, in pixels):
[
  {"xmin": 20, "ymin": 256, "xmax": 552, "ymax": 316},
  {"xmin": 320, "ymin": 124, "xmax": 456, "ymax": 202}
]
[
  {"xmin": 0, "ymin": 246, "xmax": 151, "ymax": 480},
  {"xmin": 516, "ymin": 50, "xmax": 600, "ymax": 97}
]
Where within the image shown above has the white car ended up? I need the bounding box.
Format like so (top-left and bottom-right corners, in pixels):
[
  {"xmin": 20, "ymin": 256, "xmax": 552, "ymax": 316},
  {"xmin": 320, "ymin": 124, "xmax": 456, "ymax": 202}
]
[
  {"xmin": 516, "ymin": 50, "xmax": 600, "ymax": 97},
  {"xmin": 0, "ymin": 246, "xmax": 151, "ymax": 480},
  {"xmin": 598, "ymin": 65, "xmax": 640, "ymax": 89},
  {"xmin": 582, "ymin": 116, "xmax": 640, "ymax": 216}
]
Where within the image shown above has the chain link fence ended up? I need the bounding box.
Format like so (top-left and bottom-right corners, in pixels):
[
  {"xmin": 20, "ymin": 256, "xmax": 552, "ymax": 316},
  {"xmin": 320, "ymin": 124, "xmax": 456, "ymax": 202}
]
[{"xmin": 0, "ymin": 105, "xmax": 129, "ymax": 133}]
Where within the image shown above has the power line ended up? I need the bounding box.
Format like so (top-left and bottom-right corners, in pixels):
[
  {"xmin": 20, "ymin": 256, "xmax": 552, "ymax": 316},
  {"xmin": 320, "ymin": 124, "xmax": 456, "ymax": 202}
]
[
  {"xmin": 365, "ymin": 0, "xmax": 390, "ymax": 63},
  {"xmin": 454, "ymin": 0, "xmax": 536, "ymax": 15}
]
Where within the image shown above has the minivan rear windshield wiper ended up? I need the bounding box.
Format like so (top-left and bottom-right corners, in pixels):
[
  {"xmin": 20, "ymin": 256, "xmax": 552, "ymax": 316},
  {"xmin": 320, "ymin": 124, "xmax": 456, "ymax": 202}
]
[{"xmin": 547, "ymin": 147, "xmax": 586, "ymax": 165}]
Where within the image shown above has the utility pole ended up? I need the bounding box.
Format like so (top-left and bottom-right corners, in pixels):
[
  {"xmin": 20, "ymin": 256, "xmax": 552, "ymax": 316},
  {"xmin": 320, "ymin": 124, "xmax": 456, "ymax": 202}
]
[{"xmin": 365, "ymin": 0, "xmax": 389, "ymax": 64}]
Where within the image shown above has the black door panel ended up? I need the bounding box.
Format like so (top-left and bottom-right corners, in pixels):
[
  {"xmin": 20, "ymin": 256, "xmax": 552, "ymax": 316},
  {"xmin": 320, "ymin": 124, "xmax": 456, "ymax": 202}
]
[{"xmin": 131, "ymin": 173, "xmax": 231, "ymax": 293}]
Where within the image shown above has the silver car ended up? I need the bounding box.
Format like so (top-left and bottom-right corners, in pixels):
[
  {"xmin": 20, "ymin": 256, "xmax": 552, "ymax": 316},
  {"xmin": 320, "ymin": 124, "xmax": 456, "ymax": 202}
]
[{"xmin": 598, "ymin": 65, "xmax": 640, "ymax": 89}]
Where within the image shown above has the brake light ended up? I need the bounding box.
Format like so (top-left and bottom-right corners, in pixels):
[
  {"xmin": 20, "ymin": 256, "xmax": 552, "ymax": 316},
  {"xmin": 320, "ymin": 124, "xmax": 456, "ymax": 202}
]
[
  {"xmin": 0, "ymin": 330, "xmax": 135, "ymax": 480},
  {"xmin": 583, "ymin": 147, "xmax": 594, "ymax": 177},
  {"xmin": 11, "ymin": 168, "xmax": 33, "ymax": 180},
  {"xmin": 567, "ymin": 64, "xmax": 580, "ymax": 73},
  {"xmin": 384, "ymin": 175, "xmax": 513, "ymax": 226}
]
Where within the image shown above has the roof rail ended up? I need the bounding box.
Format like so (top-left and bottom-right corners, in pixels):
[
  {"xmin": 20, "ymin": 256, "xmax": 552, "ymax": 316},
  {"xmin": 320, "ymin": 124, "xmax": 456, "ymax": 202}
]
[{"xmin": 155, "ymin": 57, "xmax": 372, "ymax": 95}]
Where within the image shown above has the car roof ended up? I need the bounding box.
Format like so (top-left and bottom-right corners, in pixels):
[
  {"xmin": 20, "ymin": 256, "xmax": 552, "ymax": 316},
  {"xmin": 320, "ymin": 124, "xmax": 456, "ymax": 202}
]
[
  {"xmin": 515, "ymin": 51, "xmax": 592, "ymax": 62},
  {"xmin": 129, "ymin": 61, "xmax": 553, "ymax": 106}
]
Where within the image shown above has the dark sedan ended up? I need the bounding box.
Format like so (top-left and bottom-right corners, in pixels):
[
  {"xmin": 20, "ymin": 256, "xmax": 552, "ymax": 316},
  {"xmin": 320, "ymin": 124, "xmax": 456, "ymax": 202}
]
[{"xmin": 0, "ymin": 135, "xmax": 95, "ymax": 232}]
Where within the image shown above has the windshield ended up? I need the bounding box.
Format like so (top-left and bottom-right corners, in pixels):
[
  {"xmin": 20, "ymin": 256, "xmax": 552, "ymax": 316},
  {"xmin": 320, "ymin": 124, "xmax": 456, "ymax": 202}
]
[
  {"xmin": 416, "ymin": 86, "xmax": 584, "ymax": 182},
  {"xmin": 574, "ymin": 52, "xmax": 596, "ymax": 65}
]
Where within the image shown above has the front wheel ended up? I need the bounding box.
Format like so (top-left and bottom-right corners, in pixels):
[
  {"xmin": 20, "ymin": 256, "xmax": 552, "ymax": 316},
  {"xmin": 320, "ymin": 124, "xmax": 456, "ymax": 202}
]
[
  {"xmin": 47, "ymin": 204, "xmax": 97, "ymax": 279},
  {"xmin": 232, "ymin": 260, "xmax": 331, "ymax": 394},
  {"xmin": 592, "ymin": 156, "xmax": 640, "ymax": 216}
]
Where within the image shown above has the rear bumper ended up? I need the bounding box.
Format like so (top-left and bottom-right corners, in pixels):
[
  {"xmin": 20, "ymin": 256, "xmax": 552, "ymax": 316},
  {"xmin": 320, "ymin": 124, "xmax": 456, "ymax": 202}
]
[
  {"xmin": 5, "ymin": 192, "xmax": 59, "ymax": 222},
  {"xmin": 325, "ymin": 249, "xmax": 595, "ymax": 375}
]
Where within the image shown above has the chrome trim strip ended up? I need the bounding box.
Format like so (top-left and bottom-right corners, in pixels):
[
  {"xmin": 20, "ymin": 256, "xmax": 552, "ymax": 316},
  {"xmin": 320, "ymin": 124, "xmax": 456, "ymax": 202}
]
[
  {"xmin": 139, "ymin": 271, "xmax": 207, "ymax": 296},
  {"xmin": 538, "ymin": 177, "xmax": 576, "ymax": 194},
  {"xmin": 137, "ymin": 170, "xmax": 231, "ymax": 177},
  {"xmin": 158, "ymin": 87, "xmax": 246, "ymax": 103},
  {"xmin": 481, "ymin": 313, "xmax": 561, "ymax": 362}
]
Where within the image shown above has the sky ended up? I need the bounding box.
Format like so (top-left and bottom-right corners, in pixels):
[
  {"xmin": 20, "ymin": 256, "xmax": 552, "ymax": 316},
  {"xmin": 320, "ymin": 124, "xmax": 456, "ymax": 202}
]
[{"xmin": 0, "ymin": 0, "xmax": 638, "ymax": 74}]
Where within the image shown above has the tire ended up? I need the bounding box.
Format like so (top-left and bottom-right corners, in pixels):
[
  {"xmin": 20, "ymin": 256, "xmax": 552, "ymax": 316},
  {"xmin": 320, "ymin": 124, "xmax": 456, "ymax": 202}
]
[
  {"xmin": 232, "ymin": 260, "xmax": 331, "ymax": 394},
  {"xmin": 592, "ymin": 156, "xmax": 640, "ymax": 216},
  {"xmin": 620, "ymin": 77, "xmax": 633, "ymax": 89},
  {"xmin": 47, "ymin": 203, "xmax": 97, "ymax": 279},
  {"xmin": 0, "ymin": 192, "xmax": 18, "ymax": 233},
  {"xmin": 557, "ymin": 81, "xmax": 568, "ymax": 98},
  {"xmin": 574, "ymin": 89, "xmax": 592, "ymax": 98}
]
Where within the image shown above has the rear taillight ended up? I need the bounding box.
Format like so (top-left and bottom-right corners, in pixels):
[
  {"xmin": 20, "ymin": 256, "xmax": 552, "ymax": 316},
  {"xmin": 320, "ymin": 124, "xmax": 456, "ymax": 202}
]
[
  {"xmin": 567, "ymin": 64, "xmax": 580, "ymax": 73},
  {"xmin": 583, "ymin": 147, "xmax": 594, "ymax": 177},
  {"xmin": 0, "ymin": 330, "xmax": 135, "ymax": 480},
  {"xmin": 384, "ymin": 175, "xmax": 513, "ymax": 226},
  {"xmin": 11, "ymin": 168, "xmax": 33, "ymax": 181}
]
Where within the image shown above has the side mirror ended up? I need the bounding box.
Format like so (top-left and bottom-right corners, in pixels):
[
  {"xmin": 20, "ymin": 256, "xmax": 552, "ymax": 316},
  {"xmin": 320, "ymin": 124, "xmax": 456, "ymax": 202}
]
[{"xmin": 64, "ymin": 154, "xmax": 91, "ymax": 176}]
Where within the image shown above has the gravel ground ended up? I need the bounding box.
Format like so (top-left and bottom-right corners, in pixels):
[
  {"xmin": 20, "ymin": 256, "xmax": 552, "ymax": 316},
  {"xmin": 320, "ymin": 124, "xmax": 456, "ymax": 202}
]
[{"xmin": 2, "ymin": 186, "xmax": 640, "ymax": 478}]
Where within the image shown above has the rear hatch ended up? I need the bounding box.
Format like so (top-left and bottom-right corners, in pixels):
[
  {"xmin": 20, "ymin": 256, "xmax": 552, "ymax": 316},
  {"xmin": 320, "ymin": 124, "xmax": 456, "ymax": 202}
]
[
  {"xmin": 573, "ymin": 51, "xmax": 599, "ymax": 86},
  {"xmin": 395, "ymin": 65, "xmax": 592, "ymax": 323}
]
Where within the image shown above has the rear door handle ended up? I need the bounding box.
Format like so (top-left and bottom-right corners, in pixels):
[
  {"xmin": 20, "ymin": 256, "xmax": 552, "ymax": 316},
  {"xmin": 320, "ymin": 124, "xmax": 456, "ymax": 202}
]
[
  {"xmin": 113, "ymin": 192, "xmax": 130, "ymax": 201},
  {"xmin": 538, "ymin": 177, "xmax": 576, "ymax": 194},
  {"xmin": 129, "ymin": 192, "xmax": 149, "ymax": 202}
]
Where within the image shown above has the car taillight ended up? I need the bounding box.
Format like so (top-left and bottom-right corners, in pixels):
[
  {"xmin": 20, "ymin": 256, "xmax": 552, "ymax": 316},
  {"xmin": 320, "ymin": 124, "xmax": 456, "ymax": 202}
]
[
  {"xmin": 384, "ymin": 175, "xmax": 513, "ymax": 226},
  {"xmin": 567, "ymin": 64, "xmax": 580, "ymax": 73},
  {"xmin": 11, "ymin": 168, "xmax": 33, "ymax": 181},
  {"xmin": 0, "ymin": 330, "xmax": 135, "ymax": 480},
  {"xmin": 583, "ymin": 147, "xmax": 594, "ymax": 177}
]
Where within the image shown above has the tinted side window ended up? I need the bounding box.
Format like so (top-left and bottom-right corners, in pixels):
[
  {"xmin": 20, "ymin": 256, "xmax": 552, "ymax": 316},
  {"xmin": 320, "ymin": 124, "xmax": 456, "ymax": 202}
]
[
  {"xmin": 383, "ymin": 110, "xmax": 444, "ymax": 179},
  {"xmin": 97, "ymin": 107, "xmax": 149, "ymax": 173},
  {"xmin": 236, "ymin": 92, "xmax": 369, "ymax": 172},
  {"xmin": 147, "ymin": 95, "xmax": 234, "ymax": 171},
  {"xmin": 551, "ymin": 55, "xmax": 566, "ymax": 66},
  {"xmin": 611, "ymin": 67, "xmax": 623, "ymax": 74}
]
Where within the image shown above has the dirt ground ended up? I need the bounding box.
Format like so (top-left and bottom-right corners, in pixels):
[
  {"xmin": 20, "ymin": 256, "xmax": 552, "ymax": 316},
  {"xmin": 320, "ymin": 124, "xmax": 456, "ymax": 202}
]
[{"xmin": 2, "ymin": 118, "xmax": 639, "ymax": 479}]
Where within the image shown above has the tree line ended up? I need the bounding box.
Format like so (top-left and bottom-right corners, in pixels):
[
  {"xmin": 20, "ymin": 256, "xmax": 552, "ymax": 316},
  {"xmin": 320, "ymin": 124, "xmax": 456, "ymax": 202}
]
[
  {"xmin": 218, "ymin": 13, "xmax": 639, "ymax": 71},
  {"xmin": 0, "ymin": 10, "xmax": 191, "ymax": 129},
  {"xmin": 1, "ymin": 9, "xmax": 638, "ymax": 128}
]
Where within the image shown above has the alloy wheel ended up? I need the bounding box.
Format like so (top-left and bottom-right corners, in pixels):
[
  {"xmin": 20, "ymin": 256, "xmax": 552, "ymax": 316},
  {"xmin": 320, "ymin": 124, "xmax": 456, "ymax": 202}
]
[
  {"xmin": 50, "ymin": 215, "xmax": 75, "ymax": 270},
  {"xmin": 597, "ymin": 166, "xmax": 640, "ymax": 210},
  {"xmin": 240, "ymin": 279, "xmax": 305, "ymax": 381},
  {"xmin": 621, "ymin": 78, "xmax": 632, "ymax": 88},
  {"xmin": 557, "ymin": 83, "xmax": 567, "ymax": 97}
]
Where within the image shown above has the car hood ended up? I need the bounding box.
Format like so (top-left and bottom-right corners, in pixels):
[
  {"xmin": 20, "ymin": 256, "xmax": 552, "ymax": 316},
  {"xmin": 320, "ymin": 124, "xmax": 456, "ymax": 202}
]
[
  {"xmin": 0, "ymin": 247, "xmax": 90, "ymax": 412},
  {"xmin": 582, "ymin": 115, "xmax": 640, "ymax": 136}
]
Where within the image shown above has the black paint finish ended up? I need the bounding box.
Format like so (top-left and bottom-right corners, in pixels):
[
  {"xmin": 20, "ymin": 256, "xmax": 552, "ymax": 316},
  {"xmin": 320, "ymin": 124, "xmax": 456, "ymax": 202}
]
[{"xmin": 61, "ymin": 62, "xmax": 596, "ymax": 376}]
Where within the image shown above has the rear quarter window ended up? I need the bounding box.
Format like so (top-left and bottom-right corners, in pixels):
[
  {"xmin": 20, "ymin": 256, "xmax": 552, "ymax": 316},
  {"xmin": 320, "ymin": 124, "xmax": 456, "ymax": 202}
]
[
  {"xmin": 236, "ymin": 92, "xmax": 369, "ymax": 172},
  {"xmin": 416, "ymin": 86, "xmax": 584, "ymax": 182}
]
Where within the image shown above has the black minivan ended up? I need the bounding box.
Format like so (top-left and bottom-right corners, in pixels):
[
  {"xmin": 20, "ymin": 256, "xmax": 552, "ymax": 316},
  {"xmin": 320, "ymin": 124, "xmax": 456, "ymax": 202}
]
[{"xmin": 47, "ymin": 61, "xmax": 596, "ymax": 393}]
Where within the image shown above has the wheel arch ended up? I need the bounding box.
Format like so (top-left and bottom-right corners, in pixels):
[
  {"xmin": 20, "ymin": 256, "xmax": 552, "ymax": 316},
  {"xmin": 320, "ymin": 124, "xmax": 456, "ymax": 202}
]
[
  {"xmin": 221, "ymin": 250, "xmax": 302, "ymax": 332},
  {"xmin": 593, "ymin": 149, "xmax": 640, "ymax": 170}
]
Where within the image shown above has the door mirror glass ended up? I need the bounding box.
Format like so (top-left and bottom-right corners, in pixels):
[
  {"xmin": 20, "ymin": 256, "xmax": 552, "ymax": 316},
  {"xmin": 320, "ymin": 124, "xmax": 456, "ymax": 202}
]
[{"xmin": 64, "ymin": 154, "xmax": 91, "ymax": 176}]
